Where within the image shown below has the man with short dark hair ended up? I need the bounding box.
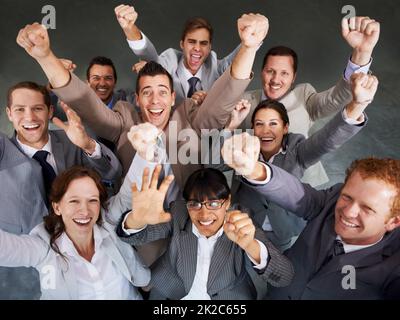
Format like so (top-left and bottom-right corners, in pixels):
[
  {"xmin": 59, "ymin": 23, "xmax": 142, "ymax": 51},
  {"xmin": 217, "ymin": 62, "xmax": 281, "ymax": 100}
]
[
  {"xmin": 86, "ymin": 56, "xmax": 128, "ymax": 110},
  {"xmin": 115, "ymin": 4, "xmax": 240, "ymax": 105}
]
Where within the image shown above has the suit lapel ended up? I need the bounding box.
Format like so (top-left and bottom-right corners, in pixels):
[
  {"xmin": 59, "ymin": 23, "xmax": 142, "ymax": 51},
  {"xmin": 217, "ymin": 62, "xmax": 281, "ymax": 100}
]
[
  {"xmin": 176, "ymin": 64, "xmax": 188, "ymax": 99},
  {"xmin": 207, "ymin": 234, "xmax": 232, "ymax": 290},
  {"xmin": 178, "ymin": 223, "xmax": 198, "ymax": 292},
  {"xmin": 50, "ymin": 132, "xmax": 66, "ymax": 173}
]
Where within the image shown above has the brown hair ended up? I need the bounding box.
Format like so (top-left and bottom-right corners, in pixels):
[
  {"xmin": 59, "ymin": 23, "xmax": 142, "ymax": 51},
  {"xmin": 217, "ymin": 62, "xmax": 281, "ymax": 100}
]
[
  {"xmin": 262, "ymin": 46, "xmax": 298, "ymax": 74},
  {"xmin": 136, "ymin": 61, "xmax": 174, "ymax": 94},
  {"xmin": 345, "ymin": 158, "xmax": 400, "ymax": 219},
  {"xmin": 44, "ymin": 166, "xmax": 108, "ymax": 257},
  {"xmin": 7, "ymin": 81, "xmax": 51, "ymax": 109},
  {"xmin": 181, "ymin": 17, "xmax": 213, "ymax": 43}
]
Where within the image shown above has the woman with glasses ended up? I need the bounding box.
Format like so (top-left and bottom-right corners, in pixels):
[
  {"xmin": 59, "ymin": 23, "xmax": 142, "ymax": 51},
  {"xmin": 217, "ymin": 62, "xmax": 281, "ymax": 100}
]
[{"xmin": 117, "ymin": 165, "xmax": 293, "ymax": 300}]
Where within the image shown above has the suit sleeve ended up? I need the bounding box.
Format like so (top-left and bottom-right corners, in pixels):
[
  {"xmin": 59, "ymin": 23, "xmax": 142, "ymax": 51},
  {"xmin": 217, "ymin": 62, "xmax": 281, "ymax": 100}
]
[
  {"xmin": 216, "ymin": 45, "xmax": 241, "ymax": 75},
  {"xmin": 294, "ymin": 110, "xmax": 366, "ymax": 169},
  {"xmin": 0, "ymin": 229, "xmax": 48, "ymax": 268},
  {"xmin": 128, "ymin": 33, "xmax": 160, "ymax": 63},
  {"xmin": 190, "ymin": 67, "xmax": 252, "ymax": 133},
  {"xmin": 51, "ymin": 73, "xmax": 127, "ymax": 143},
  {"xmin": 116, "ymin": 212, "xmax": 172, "ymax": 246},
  {"xmin": 253, "ymin": 228, "xmax": 294, "ymax": 287},
  {"xmin": 242, "ymin": 163, "xmax": 339, "ymax": 221},
  {"xmin": 81, "ymin": 141, "xmax": 122, "ymax": 181},
  {"xmin": 304, "ymin": 78, "xmax": 352, "ymax": 121}
]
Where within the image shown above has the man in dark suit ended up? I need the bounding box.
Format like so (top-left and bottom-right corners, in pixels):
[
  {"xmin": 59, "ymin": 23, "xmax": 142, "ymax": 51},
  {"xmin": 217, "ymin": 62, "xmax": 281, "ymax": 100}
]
[{"xmin": 222, "ymin": 133, "xmax": 400, "ymax": 299}]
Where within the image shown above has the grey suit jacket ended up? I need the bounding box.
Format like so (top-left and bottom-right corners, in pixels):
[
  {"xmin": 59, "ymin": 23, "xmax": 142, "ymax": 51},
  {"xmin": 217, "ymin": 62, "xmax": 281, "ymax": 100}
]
[
  {"xmin": 241, "ymin": 78, "xmax": 352, "ymax": 187},
  {"xmin": 0, "ymin": 132, "xmax": 46, "ymax": 300},
  {"xmin": 11, "ymin": 130, "xmax": 121, "ymax": 185},
  {"xmin": 243, "ymin": 163, "xmax": 400, "ymax": 300},
  {"xmin": 117, "ymin": 200, "xmax": 294, "ymax": 300},
  {"xmin": 52, "ymin": 68, "xmax": 251, "ymax": 189},
  {"xmin": 130, "ymin": 33, "xmax": 240, "ymax": 105}
]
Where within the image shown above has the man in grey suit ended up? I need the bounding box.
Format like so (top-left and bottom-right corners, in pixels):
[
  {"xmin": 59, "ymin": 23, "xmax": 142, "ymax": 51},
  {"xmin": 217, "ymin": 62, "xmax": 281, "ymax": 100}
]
[
  {"xmin": 239, "ymin": 16, "xmax": 380, "ymax": 187},
  {"xmin": 5, "ymin": 81, "xmax": 121, "ymax": 198},
  {"xmin": 115, "ymin": 4, "xmax": 239, "ymax": 105},
  {"xmin": 222, "ymin": 135, "xmax": 400, "ymax": 299}
]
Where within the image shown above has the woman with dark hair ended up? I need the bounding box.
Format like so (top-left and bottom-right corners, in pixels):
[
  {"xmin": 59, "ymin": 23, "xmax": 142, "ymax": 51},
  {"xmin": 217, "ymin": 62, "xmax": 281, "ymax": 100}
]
[
  {"xmin": 117, "ymin": 165, "xmax": 294, "ymax": 300},
  {"xmin": 0, "ymin": 166, "xmax": 150, "ymax": 299},
  {"xmin": 215, "ymin": 73, "xmax": 377, "ymax": 251}
]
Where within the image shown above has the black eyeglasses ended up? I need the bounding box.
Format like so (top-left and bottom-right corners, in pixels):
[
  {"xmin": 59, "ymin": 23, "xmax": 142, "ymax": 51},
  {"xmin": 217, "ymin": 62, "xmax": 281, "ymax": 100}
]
[{"xmin": 186, "ymin": 199, "xmax": 227, "ymax": 211}]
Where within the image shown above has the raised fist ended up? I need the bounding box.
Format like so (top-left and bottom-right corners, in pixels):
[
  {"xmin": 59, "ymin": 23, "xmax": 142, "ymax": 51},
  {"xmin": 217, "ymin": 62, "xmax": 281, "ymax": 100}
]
[
  {"xmin": 16, "ymin": 23, "xmax": 51, "ymax": 59},
  {"xmin": 226, "ymin": 99, "xmax": 251, "ymax": 130},
  {"xmin": 221, "ymin": 132, "xmax": 260, "ymax": 176},
  {"xmin": 237, "ymin": 14, "xmax": 269, "ymax": 48},
  {"xmin": 115, "ymin": 4, "xmax": 138, "ymax": 30},
  {"xmin": 350, "ymin": 73, "xmax": 379, "ymax": 105},
  {"xmin": 342, "ymin": 16, "xmax": 380, "ymax": 54},
  {"xmin": 127, "ymin": 123, "xmax": 163, "ymax": 161},
  {"xmin": 224, "ymin": 210, "xmax": 256, "ymax": 251}
]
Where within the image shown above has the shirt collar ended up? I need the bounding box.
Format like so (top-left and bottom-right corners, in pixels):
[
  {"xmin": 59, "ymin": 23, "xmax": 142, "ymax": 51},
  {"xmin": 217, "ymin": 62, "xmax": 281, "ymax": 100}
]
[
  {"xmin": 336, "ymin": 235, "xmax": 384, "ymax": 254},
  {"xmin": 191, "ymin": 223, "xmax": 224, "ymax": 241},
  {"xmin": 16, "ymin": 134, "xmax": 52, "ymax": 158},
  {"xmin": 260, "ymin": 147, "xmax": 286, "ymax": 163},
  {"xmin": 56, "ymin": 224, "xmax": 107, "ymax": 257}
]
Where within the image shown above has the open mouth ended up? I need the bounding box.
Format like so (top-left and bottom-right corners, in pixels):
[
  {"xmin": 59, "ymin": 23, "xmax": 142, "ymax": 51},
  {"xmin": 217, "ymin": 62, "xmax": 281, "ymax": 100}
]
[
  {"xmin": 147, "ymin": 108, "xmax": 165, "ymax": 120},
  {"xmin": 268, "ymin": 83, "xmax": 283, "ymax": 91},
  {"xmin": 340, "ymin": 215, "xmax": 360, "ymax": 229},
  {"xmin": 260, "ymin": 137, "xmax": 275, "ymax": 146},
  {"xmin": 190, "ymin": 54, "xmax": 202, "ymax": 66},
  {"xmin": 199, "ymin": 220, "xmax": 214, "ymax": 226},
  {"xmin": 73, "ymin": 218, "xmax": 92, "ymax": 226},
  {"xmin": 22, "ymin": 124, "xmax": 40, "ymax": 131}
]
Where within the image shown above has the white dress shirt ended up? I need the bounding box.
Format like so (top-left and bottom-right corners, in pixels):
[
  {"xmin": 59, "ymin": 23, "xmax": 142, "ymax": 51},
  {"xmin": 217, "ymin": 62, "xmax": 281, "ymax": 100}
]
[
  {"xmin": 337, "ymin": 235, "xmax": 383, "ymax": 254},
  {"xmin": 17, "ymin": 134, "xmax": 102, "ymax": 174},
  {"xmin": 56, "ymin": 225, "xmax": 140, "ymax": 300}
]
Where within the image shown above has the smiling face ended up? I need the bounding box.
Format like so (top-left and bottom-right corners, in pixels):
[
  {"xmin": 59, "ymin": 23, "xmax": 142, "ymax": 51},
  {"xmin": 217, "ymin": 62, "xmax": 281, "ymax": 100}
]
[
  {"xmin": 335, "ymin": 171, "xmax": 398, "ymax": 245},
  {"xmin": 136, "ymin": 74, "xmax": 176, "ymax": 130},
  {"xmin": 261, "ymin": 55, "xmax": 296, "ymax": 100},
  {"xmin": 6, "ymin": 88, "xmax": 53, "ymax": 149},
  {"xmin": 88, "ymin": 64, "xmax": 116, "ymax": 104},
  {"xmin": 253, "ymin": 108, "xmax": 288, "ymax": 160},
  {"xmin": 188, "ymin": 196, "xmax": 231, "ymax": 238},
  {"xmin": 180, "ymin": 28, "xmax": 212, "ymax": 75},
  {"xmin": 52, "ymin": 177, "xmax": 101, "ymax": 242}
]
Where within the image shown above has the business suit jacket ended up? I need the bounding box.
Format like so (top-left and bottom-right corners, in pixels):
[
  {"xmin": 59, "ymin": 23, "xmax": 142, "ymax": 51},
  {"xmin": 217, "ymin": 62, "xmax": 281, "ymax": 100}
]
[
  {"xmin": 233, "ymin": 110, "xmax": 366, "ymax": 250},
  {"xmin": 243, "ymin": 163, "xmax": 400, "ymax": 300},
  {"xmin": 130, "ymin": 33, "xmax": 240, "ymax": 105},
  {"xmin": 11, "ymin": 130, "xmax": 121, "ymax": 185},
  {"xmin": 0, "ymin": 132, "xmax": 46, "ymax": 300},
  {"xmin": 117, "ymin": 200, "xmax": 294, "ymax": 300},
  {"xmin": 240, "ymin": 78, "xmax": 352, "ymax": 187},
  {"xmin": 52, "ymin": 68, "xmax": 251, "ymax": 190}
]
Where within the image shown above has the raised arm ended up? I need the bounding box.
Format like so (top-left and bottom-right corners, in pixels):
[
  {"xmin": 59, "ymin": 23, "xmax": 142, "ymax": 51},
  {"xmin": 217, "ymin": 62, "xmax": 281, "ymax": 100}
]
[
  {"xmin": 306, "ymin": 16, "xmax": 380, "ymax": 121},
  {"xmin": 191, "ymin": 14, "xmax": 269, "ymax": 131},
  {"xmin": 296, "ymin": 73, "xmax": 378, "ymax": 168},
  {"xmin": 115, "ymin": 4, "xmax": 160, "ymax": 62}
]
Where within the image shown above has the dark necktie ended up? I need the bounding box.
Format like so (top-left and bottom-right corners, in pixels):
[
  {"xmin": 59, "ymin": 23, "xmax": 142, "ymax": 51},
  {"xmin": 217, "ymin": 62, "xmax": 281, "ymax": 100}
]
[
  {"xmin": 187, "ymin": 77, "xmax": 200, "ymax": 98},
  {"xmin": 334, "ymin": 239, "xmax": 345, "ymax": 256},
  {"xmin": 33, "ymin": 150, "xmax": 57, "ymax": 196}
]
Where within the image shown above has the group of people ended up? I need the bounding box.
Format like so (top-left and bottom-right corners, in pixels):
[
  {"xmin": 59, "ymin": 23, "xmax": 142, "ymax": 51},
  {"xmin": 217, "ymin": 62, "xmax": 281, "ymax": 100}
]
[{"xmin": 0, "ymin": 3, "xmax": 398, "ymax": 300}]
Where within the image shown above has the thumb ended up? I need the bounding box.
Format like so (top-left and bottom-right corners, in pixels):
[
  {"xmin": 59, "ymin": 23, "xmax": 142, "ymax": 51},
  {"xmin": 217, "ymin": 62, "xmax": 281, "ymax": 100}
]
[{"xmin": 52, "ymin": 117, "xmax": 68, "ymax": 131}]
